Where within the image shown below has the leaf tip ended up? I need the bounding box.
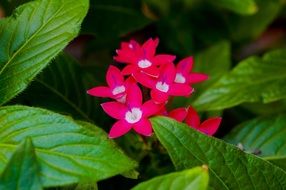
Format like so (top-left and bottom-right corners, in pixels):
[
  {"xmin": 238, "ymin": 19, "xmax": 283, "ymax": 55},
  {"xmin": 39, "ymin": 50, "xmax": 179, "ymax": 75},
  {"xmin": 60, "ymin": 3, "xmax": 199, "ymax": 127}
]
[{"xmin": 201, "ymin": 164, "xmax": 208, "ymax": 172}]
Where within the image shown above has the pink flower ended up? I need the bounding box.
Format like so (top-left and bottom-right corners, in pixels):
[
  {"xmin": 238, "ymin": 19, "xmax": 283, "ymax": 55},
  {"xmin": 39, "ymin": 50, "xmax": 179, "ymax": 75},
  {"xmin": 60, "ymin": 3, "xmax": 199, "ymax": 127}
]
[
  {"xmin": 87, "ymin": 65, "xmax": 133, "ymax": 103},
  {"xmin": 114, "ymin": 38, "xmax": 175, "ymax": 77},
  {"xmin": 169, "ymin": 106, "xmax": 222, "ymax": 136},
  {"xmin": 101, "ymin": 83, "xmax": 162, "ymax": 138},
  {"xmin": 134, "ymin": 63, "xmax": 193, "ymax": 103},
  {"xmin": 174, "ymin": 56, "xmax": 208, "ymax": 84}
]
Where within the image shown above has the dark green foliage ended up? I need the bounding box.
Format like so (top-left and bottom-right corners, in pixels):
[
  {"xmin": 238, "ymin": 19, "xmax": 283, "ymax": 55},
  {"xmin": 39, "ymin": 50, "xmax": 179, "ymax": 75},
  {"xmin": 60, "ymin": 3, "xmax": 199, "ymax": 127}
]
[{"xmin": 0, "ymin": 0, "xmax": 286, "ymax": 189}]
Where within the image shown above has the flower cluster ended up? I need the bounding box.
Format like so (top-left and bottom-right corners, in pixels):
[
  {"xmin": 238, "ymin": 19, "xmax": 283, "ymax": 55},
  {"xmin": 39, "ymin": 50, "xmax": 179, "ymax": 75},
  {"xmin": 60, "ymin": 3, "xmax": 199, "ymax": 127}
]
[{"xmin": 87, "ymin": 38, "xmax": 222, "ymax": 138}]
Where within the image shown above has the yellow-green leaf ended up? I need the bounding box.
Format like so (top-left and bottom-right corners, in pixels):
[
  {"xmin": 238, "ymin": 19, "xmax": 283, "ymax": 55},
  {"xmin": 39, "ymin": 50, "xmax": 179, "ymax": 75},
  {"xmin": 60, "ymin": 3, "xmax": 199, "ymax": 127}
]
[
  {"xmin": 132, "ymin": 166, "xmax": 209, "ymax": 190},
  {"xmin": 194, "ymin": 49, "xmax": 286, "ymax": 111}
]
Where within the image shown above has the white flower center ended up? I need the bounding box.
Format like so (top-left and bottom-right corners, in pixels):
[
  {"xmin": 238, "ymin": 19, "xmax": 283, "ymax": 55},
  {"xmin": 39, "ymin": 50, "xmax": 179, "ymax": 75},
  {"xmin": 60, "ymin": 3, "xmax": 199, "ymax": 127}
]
[
  {"xmin": 156, "ymin": 81, "xmax": 169, "ymax": 92},
  {"xmin": 138, "ymin": 59, "xmax": 152, "ymax": 68},
  {"xmin": 125, "ymin": 108, "xmax": 142, "ymax": 124},
  {"xmin": 112, "ymin": 85, "xmax": 125, "ymax": 95},
  {"xmin": 128, "ymin": 44, "xmax": 133, "ymax": 49},
  {"xmin": 175, "ymin": 73, "xmax": 186, "ymax": 83}
]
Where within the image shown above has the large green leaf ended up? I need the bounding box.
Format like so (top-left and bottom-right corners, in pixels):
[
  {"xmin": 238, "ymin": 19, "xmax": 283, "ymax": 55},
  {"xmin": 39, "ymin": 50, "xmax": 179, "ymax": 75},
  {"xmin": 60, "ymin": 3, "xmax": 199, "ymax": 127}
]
[
  {"xmin": 11, "ymin": 53, "xmax": 105, "ymax": 125},
  {"xmin": 0, "ymin": 106, "xmax": 137, "ymax": 187},
  {"xmin": 193, "ymin": 49, "xmax": 286, "ymax": 111},
  {"xmin": 152, "ymin": 116, "xmax": 286, "ymax": 190},
  {"xmin": 266, "ymin": 157, "xmax": 286, "ymax": 171},
  {"xmin": 132, "ymin": 166, "xmax": 209, "ymax": 190},
  {"xmin": 241, "ymin": 100, "xmax": 286, "ymax": 116},
  {"xmin": 209, "ymin": 0, "xmax": 257, "ymax": 15},
  {"xmin": 192, "ymin": 41, "xmax": 231, "ymax": 102},
  {"xmin": 0, "ymin": 0, "xmax": 89, "ymax": 105},
  {"xmin": 194, "ymin": 41, "xmax": 231, "ymax": 82},
  {"xmin": 224, "ymin": 114, "xmax": 286, "ymax": 170},
  {"xmin": 0, "ymin": 138, "xmax": 42, "ymax": 190},
  {"xmin": 82, "ymin": 0, "xmax": 150, "ymax": 39},
  {"xmin": 173, "ymin": 41, "xmax": 231, "ymax": 108}
]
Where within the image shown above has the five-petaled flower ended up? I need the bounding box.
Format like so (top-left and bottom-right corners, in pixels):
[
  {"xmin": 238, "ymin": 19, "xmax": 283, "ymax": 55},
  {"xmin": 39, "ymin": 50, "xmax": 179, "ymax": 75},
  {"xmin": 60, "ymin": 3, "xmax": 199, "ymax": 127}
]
[
  {"xmin": 101, "ymin": 84, "xmax": 162, "ymax": 138},
  {"xmin": 87, "ymin": 37, "xmax": 221, "ymax": 138},
  {"xmin": 87, "ymin": 65, "xmax": 132, "ymax": 103},
  {"xmin": 114, "ymin": 38, "xmax": 175, "ymax": 77},
  {"xmin": 134, "ymin": 63, "xmax": 193, "ymax": 104}
]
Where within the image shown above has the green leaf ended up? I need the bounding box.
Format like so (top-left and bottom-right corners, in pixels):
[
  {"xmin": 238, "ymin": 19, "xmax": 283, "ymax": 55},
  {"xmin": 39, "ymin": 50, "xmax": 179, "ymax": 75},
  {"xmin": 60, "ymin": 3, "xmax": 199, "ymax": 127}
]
[
  {"xmin": 157, "ymin": 14, "xmax": 194, "ymax": 57},
  {"xmin": 173, "ymin": 41, "xmax": 231, "ymax": 108},
  {"xmin": 0, "ymin": 0, "xmax": 89, "ymax": 105},
  {"xmin": 224, "ymin": 114, "xmax": 286, "ymax": 170},
  {"xmin": 267, "ymin": 157, "xmax": 286, "ymax": 171},
  {"xmin": 11, "ymin": 53, "xmax": 105, "ymax": 124},
  {"xmin": 241, "ymin": 100, "xmax": 286, "ymax": 116},
  {"xmin": 0, "ymin": 106, "xmax": 137, "ymax": 187},
  {"xmin": 209, "ymin": 0, "xmax": 257, "ymax": 15},
  {"xmin": 121, "ymin": 169, "xmax": 140, "ymax": 179},
  {"xmin": 152, "ymin": 116, "xmax": 286, "ymax": 189},
  {"xmin": 224, "ymin": 114, "xmax": 286, "ymax": 157},
  {"xmin": 132, "ymin": 166, "xmax": 209, "ymax": 190},
  {"xmin": 0, "ymin": 138, "xmax": 42, "ymax": 190},
  {"xmin": 82, "ymin": 0, "xmax": 150, "ymax": 39},
  {"xmin": 60, "ymin": 183, "xmax": 98, "ymax": 190},
  {"xmin": 192, "ymin": 41, "xmax": 231, "ymax": 102},
  {"xmin": 194, "ymin": 41, "xmax": 231, "ymax": 81},
  {"xmin": 73, "ymin": 183, "xmax": 98, "ymax": 190},
  {"xmin": 227, "ymin": 0, "xmax": 282, "ymax": 41},
  {"xmin": 193, "ymin": 49, "xmax": 286, "ymax": 111}
]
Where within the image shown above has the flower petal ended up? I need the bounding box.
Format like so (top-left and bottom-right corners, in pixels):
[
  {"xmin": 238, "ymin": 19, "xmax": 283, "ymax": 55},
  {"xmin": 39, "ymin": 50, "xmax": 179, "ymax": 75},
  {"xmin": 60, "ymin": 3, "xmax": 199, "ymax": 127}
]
[
  {"xmin": 151, "ymin": 90, "xmax": 169, "ymax": 104},
  {"xmin": 87, "ymin": 86, "xmax": 112, "ymax": 97},
  {"xmin": 101, "ymin": 102, "xmax": 127, "ymax": 119},
  {"xmin": 122, "ymin": 65, "xmax": 137, "ymax": 75},
  {"xmin": 126, "ymin": 83, "xmax": 142, "ymax": 107},
  {"xmin": 185, "ymin": 106, "xmax": 200, "ymax": 128},
  {"xmin": 125, "ymin": 76, "xmax": 137, "ymax": 86},
  {"xmin": 109, "ymin": 120, "xmax": 132, "ymax": 138},
  {"xmin": 177, "ymin": 56, "xmax": 193, "ymax": 72},
  {"xmin": 189, "ymin": 73, "xmax": 208, "ymax": 84},
  {"xmin": 153, "ymin": 54, "xmax": 176, "ymax": 65},
  {"xmin": 133, "ymin": 118, "xmax": 153, "ymax": 136},
  {"xmin": 198, "ymin": 117, "xmax": 222, "ymax": 136},
  {"xmin": 106, "ymin": 65, "xmax": 124, "ymax": 87},
  {"xmin": 113, "ymin": 53, "xmax": 133, "ymax": 63},
  {"xmin": 130, "ymin": 40, "xmax": 140, "ymax": 50},
  {"xmin": 120, "ymin": 42, "xmax": 130, "ymax": 49},
  {"xmin": 158, "ymin": 106, "xmax": 168, "ymax": 116},
  {"xmin": 133, "ymin": 71, "xmax": 156, "ymax": 89},
  {"xmin": 142, "ymin": 100, "xmax": 164, "ymax": 117},
  {"xmin": 169, "ymin": 84, "xmax": 193, "ymax": 97},
  {"xmin": 141, "ymin": 65, "xmax": 160, "ymax": 77},
  {"xmin": 157, "ymin": 63, "xmax": 176, "ymax": 84},
  {"xmin": 142, "ymin": 38, "xmax": 159, "ymax": 57},
  {"xmin": 169, "ymin": 107, "xmax": 188, "ymax": 122}
]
